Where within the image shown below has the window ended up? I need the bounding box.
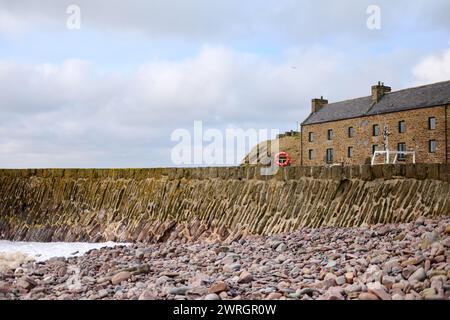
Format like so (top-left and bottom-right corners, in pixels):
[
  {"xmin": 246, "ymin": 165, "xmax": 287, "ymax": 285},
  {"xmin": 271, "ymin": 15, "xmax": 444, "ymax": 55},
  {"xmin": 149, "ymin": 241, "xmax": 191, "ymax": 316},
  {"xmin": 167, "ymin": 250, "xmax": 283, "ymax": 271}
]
[
  {"xmin": 326, "ymin": 148, "xmax": 334, "ymax": 163},
  {"xmin": 399, "ymin": 120, "xmax": 406, "ymax": 133},
  {"xmin": 348, "ymin": 146, "xmax": 353, "ymax": 158},
  {"xmin": 327, "ymin": 129, "xmax": 333, "ymax": 140},
  {"xmin": 428, "ymin": 117, "xmax": 436, "ymax": 130},
  {"xmin": 429, "ymin": 140, "xmax": 436, "ymax": 153},
  {"xmin": 373, "ymin": 124, "xmax": 379, "ymax": 136},
  {"xmin": 372, "ymin": 144, "xmax": 378, "ymax": 155},
  {"xmin": 308, "ymin": 149, "xmax": 314, "ymax": 160},
  {"xmin": 308, "ymin": 132, "xmax": 314, "ymax": 142},
  {"xmin": 348, "ymin": 127, "xmax": 354, "ymax": 138},
  {"xmin": 398, "ymin": 143, "xmax": 406, "ymax": 160}
]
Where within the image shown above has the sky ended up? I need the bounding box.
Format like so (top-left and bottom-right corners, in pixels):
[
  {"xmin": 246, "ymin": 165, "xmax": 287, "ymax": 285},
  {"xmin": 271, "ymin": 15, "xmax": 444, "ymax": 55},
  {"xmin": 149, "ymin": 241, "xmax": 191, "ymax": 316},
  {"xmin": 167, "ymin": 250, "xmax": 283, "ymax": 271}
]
[{"xmin": 0, "ymin": 0, "xmax": 449, "ymax": 168}]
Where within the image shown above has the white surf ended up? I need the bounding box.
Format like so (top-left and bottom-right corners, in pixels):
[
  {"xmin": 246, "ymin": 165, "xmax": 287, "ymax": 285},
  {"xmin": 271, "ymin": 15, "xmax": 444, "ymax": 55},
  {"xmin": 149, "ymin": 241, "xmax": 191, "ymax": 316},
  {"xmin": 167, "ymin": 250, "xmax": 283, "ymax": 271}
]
[{"xmin": 0, "ymin": 241, "xmax": 129, "ymax": 271}]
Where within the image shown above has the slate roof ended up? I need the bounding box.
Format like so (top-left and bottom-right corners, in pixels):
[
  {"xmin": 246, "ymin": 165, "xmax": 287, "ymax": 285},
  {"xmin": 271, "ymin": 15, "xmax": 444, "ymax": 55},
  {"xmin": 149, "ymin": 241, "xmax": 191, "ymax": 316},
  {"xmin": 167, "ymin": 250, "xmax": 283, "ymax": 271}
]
[{"xmin": 302, "ymin": 80, "xmax": 450, "ymax": 125}]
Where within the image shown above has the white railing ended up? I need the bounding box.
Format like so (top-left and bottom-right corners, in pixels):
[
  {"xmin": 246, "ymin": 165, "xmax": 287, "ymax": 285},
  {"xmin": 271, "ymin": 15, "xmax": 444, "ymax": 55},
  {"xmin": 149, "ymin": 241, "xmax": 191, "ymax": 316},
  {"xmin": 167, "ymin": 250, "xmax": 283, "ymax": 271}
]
[{"xmin": 371, "ymin": 150, "xmax": 416, "ymax": 165}]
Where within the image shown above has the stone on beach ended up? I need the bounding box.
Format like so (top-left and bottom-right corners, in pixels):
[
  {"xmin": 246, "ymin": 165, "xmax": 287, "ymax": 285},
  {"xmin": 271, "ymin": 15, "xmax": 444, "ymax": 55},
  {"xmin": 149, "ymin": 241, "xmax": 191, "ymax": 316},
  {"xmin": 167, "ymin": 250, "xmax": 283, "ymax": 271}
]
[
  {"xmin": 0, "ymin": 216, "xmax": 448, "ymax": 301},
  {"xmin": 209, "ymin": 281, "xmax": 228, "ymax": 294},
  {"xmin": 111, "ymin": 271, "xmax": 131, "ymax": 285}
]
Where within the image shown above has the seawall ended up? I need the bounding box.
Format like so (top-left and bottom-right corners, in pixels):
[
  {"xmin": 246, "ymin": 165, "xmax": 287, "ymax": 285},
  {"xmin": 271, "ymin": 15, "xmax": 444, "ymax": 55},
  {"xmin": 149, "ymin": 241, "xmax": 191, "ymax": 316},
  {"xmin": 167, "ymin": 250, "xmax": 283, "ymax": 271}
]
[{"xmin": 0, "ymin": 164, "xmax": 449, "ymax": 243}]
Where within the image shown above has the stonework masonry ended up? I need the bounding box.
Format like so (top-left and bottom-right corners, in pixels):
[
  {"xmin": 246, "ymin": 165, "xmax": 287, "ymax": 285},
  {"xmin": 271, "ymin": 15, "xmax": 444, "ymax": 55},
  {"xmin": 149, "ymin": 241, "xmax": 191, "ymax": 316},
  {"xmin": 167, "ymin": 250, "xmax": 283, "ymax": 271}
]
[
  {"xmin": 0, "ymin": 165, "xmax": 449, "ymax": 243},
  {"xmin": 301, "ymin": 105, "xmax": 449, "ymax": 166}
]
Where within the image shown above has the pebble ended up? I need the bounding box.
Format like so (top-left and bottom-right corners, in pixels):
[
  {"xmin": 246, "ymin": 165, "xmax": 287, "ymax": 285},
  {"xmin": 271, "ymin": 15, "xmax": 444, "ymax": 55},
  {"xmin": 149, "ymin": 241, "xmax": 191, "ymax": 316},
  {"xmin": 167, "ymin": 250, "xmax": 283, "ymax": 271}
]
[
  {"xmin": 445, "ymin": 225, "xmax": 450, "ymax": 234},
  {"xmin": 0, "ymin": 282, "xmax": 10, "ymax": 294},
  {"xmin": 16, "ymin": 278, "xmax": 33, "ymax": 290},
  {"xmin": 155, "ymin": 275, "xmax": 170, "ymax": 286},
  {"xmin": 408, "ymin": 268, "xmax": 427, "ymax": 282},
  {"xmin": 324, "ymin": 287, "xmax": 344, "ymax": 300},
  {"xmin": 138, "ymin": 290, "xmax": 156, "ymax": 300},
  {"xmin": 97, "ymin": 289, "xmax": 109, "ymax": 299},
  {"xmin": 344, "ymin": 272, "xmax": 354, "ymax": 284},
  {"xmin": 204, "ymin": 293, "xmax": 221, "ymax": 300},
  {"xmin": 402, "ymin": 265, "xmax": 418, "ymax": 279},
  {"xmin": 275, "ymin": 243, "xmax": 287, "ymax": 252},
  {"xmin": 0, "ymin": 216, "xmax": 448, "ymax": 301},
  {"xmin": 421, "ymin": 287, "xmax": 436, "ymax": 299},
  {"xmin": 358, "ymin": 292, "xmax": 379, "ymax": 300},
  {"xmin": 219, "ymin": 291, "xmax": 228, "ymax": 299},
  {"xmin": 209, "ymin": 282, "xmax": 228, "ymax": 294},
  {"xmin": 335, "ymin": 276, "xmax": 346, "ymax": 286},
  {"xmin": 415, "ymin": 216, "xmax": 425, "ymax": 225},
  {"xmin": 298, "ymin": 288, "xmax": 320, "ymax": 296},
  {"xmin": 222, "ymin": 254, "xmax": 240, "ymax": 265},
  {"xmin": 168, "ymin": 286, "xmax": 192, "ymax": 295},
  {"xmin": 392, "ymin": 293, "xmax": 404, "ymax": 300},
  {"xmin": 369, "ymin": 287, "xmax": 392, "ymax": 300},
  {"xmin": 266, "ymin": 292, "xmax": 282, "ymax": 300},
  {"xmin": 345, "ymin": 284, "xmax": 362, "ymax": 293},
  {"xmin": 223, "ymin": 263, "xmax": 241, "ymax": 273},
  {"xmin": 111, "ymin": 271, "xmax": 131, "ymax": 285},
  {"xmin": 382, "ymin": 275, "xmax": 395, "ymax": 289},
  {"xmin": 238, "ymin": 271, "xmax": 253, "ymax": 284}
]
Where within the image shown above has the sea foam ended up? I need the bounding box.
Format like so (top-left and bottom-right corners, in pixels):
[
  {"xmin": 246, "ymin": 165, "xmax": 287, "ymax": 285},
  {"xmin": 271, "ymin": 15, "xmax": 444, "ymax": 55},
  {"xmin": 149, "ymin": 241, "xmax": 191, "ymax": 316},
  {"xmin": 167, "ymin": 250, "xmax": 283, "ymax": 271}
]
[{"xmin": 0, "ymin": 240, "xmax": 129, "ymax": 271}]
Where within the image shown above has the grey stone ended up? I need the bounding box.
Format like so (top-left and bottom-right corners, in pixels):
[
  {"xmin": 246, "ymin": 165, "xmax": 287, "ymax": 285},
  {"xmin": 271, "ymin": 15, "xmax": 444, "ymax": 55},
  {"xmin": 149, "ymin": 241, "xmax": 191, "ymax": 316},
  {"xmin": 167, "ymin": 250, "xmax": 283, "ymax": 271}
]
[
  {"xmin": 168, "ymin": 286, "xmax": 192, "ymax": 295},
  {"xmin": 275, "ymin": 243, "xmax": 287, "ymax": 252},
  {"xmin": 223, "ymin": 263, "xmax": 241, "ymax": 273},
  {"xmin": 204, "ymin": 293, "xmax": 221, "ymax": 300},
  {"xmin": 408, "ymin": 268, "xmax": 426, "ymax": 282}
]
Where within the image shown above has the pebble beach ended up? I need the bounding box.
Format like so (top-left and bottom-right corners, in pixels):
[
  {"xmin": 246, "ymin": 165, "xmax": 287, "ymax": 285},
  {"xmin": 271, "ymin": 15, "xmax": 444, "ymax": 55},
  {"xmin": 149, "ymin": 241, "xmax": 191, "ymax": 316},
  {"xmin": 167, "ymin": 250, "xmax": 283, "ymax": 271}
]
[{"xmin": 0, "ymin": 216, "xmax": 449, "ymax": 300}]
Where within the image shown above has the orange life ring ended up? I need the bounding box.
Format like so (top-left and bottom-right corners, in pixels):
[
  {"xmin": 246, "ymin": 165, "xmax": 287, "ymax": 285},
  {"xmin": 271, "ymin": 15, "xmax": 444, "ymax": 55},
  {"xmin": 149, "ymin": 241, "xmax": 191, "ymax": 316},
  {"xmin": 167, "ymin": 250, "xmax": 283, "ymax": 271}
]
[{"xmin": 275, "ymin": 152, "xmax": 291, "ymax": 168}]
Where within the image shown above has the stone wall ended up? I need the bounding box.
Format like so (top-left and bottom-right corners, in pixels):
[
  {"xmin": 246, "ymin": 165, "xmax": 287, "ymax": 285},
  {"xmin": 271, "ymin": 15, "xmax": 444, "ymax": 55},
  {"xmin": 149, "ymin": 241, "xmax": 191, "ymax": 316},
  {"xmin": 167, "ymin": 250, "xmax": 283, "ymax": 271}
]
[
  {"xmin": 0, "ymin": 164, "xmax": 449, "ymax": 243},
  {"xmin": 301, "ymin": 105, "xmax": 448, "ymax": 165}
]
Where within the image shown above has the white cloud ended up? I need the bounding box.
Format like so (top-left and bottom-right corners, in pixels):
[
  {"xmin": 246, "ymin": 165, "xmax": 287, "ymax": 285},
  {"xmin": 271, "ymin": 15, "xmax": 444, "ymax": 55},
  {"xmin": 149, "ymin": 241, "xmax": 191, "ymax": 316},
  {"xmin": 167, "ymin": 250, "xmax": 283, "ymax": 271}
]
[
  {"xmin": 0, "ymin": 0, "xmax": 449, "ymax": 42},
  {"xmin": 0, "ymin": 0, "xmax": 448, "ymax": 168},
  {"xmin": 0, "ymin": 6, "xmax": 55, "ymax": 37},
  {"xmin": 0, "ymin": 9, "xmax": 27, "ymax": 36},
  {"xmin": 0, "ymin": 45, "xmax": 442, "ymax": 168},
  {"xmin": 412, "ymin": 49, "xmax": 450, "ymax": 85}
]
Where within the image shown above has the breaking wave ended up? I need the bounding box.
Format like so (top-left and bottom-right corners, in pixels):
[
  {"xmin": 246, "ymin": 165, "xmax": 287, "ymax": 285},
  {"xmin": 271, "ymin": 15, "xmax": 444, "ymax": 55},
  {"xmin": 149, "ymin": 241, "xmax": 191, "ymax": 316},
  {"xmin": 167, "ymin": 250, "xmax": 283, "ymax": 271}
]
[{"xmin": 0, "ymin": 241, "xmax": 129, "ymax": 272}]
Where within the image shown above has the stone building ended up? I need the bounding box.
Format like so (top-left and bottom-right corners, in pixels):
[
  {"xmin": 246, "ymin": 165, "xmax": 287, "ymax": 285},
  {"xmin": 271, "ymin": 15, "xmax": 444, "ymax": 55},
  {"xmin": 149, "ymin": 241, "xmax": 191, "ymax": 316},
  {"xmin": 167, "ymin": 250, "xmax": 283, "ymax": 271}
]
[{"xmin": 300, "ymin": 80, "xmax": 450, "ymax": 165}]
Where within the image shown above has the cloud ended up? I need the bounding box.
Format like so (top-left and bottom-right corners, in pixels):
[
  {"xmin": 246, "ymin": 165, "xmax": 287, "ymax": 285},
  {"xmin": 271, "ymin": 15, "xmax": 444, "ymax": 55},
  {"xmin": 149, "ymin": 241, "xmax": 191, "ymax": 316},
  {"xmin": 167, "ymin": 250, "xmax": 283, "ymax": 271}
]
[
  {"xmin": 0, "ymin": 0, "xmax": 449, "ymax": 43},
  {"xmin": 0, "ymin": 8, "xmax": 27, "ymax": 36},
  {"xmin": 0, "ymin": 44, "xmax": 428, "ymax": 168},
  {"xmin": 412, "ymin": 49, "xmax": 450, "ymax": 85},
  {"xmin": 0, "ymin": 1, "xmax": 448, "ymax": 168}
]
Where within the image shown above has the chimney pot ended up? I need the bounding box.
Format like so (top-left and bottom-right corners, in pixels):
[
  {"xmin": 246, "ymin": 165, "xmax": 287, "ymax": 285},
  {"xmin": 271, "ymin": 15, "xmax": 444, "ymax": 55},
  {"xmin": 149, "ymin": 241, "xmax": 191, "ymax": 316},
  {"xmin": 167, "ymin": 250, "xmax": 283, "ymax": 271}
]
[
  {"xmin": 371, "ymin": 82, "xmax": 391, "ymax": 102},
  {"xmin": 311, "ymin": 97, "xmax": 328, "ymax": 113}
]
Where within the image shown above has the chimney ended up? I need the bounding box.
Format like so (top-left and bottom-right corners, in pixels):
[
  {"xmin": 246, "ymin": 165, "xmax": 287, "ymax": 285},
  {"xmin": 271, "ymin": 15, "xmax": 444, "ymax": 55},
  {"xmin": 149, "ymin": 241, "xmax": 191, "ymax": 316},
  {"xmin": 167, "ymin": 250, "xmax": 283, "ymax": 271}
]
[
  {"xmin": 371, "ymin": 81, "xmax": 391, "ymax": 102},
  {"xmin": 311, "ymin": 96, "xmax": 328, "ymax": 113}
]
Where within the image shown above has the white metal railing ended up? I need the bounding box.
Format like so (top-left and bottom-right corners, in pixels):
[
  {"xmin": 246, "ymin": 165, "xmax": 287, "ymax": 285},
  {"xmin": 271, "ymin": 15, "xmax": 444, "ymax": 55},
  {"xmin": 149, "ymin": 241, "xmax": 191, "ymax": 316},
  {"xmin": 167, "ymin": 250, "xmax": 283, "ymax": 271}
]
[
  {"xmin": 326, "ymin": 163, "xmax": 343, "ymax": 167},
  {"xmin": 371, "ymin": 150, "xmax": 416, "ymax": 165}
]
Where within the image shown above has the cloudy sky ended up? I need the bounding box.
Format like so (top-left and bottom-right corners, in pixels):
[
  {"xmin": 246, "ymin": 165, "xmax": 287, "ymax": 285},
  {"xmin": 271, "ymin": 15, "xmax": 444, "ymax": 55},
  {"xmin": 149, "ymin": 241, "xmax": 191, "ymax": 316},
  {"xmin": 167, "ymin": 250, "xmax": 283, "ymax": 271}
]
[{"xmin": 0, "ymin": 0, "xmax": 449, "ymax": 168}]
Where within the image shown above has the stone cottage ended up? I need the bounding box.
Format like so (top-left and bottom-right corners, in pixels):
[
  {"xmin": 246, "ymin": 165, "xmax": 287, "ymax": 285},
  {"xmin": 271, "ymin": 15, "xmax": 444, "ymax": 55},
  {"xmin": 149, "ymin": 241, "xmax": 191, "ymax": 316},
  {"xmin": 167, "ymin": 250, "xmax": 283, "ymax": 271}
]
[{"xmin": 300, "ymin": 80, "xmax": 450, "ymax": 165}]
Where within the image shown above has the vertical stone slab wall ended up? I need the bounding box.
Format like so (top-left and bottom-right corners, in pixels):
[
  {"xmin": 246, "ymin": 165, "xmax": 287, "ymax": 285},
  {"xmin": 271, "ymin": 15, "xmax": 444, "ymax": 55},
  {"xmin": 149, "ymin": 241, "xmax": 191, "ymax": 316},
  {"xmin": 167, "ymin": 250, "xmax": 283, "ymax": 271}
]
[{"xmin": 0, "ymin": 164, "xmax": 448, "ymax": 243}]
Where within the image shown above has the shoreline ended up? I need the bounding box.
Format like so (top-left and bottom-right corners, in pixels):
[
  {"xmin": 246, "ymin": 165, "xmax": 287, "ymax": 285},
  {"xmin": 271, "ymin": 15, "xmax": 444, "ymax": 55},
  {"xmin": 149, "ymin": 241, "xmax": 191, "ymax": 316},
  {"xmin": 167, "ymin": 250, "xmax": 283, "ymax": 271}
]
[{"xmin": 0, "ymin": 216, "xmax": 449, "ymax": 300}]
